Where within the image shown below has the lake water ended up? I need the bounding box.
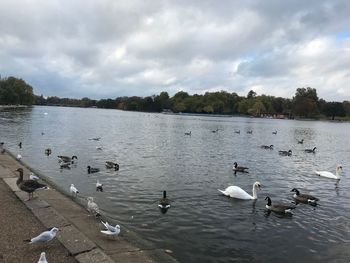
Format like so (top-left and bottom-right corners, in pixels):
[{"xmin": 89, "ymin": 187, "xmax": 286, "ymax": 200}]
[{"xmin": 1, "ymin": 106, "xmax": 350, "ymax": 263}]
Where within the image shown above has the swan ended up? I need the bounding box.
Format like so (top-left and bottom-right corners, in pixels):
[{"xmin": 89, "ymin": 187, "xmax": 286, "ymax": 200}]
[
  {"xmin": 291, "ymin": 188, "xmax": 319, "ymax": 204},
  {"xmin": 265, "ymin": 196, "xmax": 296, "ymax": 214},
  {"xmin": 315, "ymin": 164, "xmax": 342, "ymax": 180},
  {"xmin": 218, "ymin": 181, "xmax": 261, "ymax": 200},
  {"xmin": 232, "ymin": 162, "xmax": 249, "ymax": 172}
]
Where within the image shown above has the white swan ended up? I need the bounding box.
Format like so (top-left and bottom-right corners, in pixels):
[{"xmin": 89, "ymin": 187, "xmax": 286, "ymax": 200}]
[
  {"xmin": 315, "ymin": 164, "xmax": 342, "ymax": 180},
  {"xmin": 218, "ymin": 181, "xmax": 261, "ymax": 200}
]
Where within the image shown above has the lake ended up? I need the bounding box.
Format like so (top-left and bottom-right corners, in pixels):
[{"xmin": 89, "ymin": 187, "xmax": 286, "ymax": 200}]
[{"xmin": 1, "ymin": 106, "xmax": 350, "ymax": 263}]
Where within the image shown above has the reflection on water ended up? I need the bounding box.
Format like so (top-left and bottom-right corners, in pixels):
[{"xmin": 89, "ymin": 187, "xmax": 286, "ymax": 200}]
[{"xmin": 1, "ymin": 106, "xmax": 350, "ymax": 263}]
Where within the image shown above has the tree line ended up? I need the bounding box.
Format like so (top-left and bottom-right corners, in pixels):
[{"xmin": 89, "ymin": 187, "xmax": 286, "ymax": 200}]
[{"xmin": 1, "ymin": 76, "xmax": 349, "ymax": 120}]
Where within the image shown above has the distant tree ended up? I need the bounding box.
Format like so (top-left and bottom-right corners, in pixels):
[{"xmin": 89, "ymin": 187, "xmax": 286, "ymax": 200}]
[
  {"xmin": 247, "ymin": 90, "xmax": 257, "ymax": 99},
  {"xmin": 293, "ymin": 87, "xmax": 319, "ymax": 118},
  {"xmin": 322, "ymin": 102, "xmax": 345, "ymax": 120}
]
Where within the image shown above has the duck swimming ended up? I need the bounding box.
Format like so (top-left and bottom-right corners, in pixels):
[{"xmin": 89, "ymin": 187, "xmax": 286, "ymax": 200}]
[
  {"xmin": 297, "ymin": 139, "xmax": 304, "ymax": 144},
  {"xmin": 315, "ymin": 164, "xmax": 342, "ymax": 180},
  {"xmin": 16, "ymin": 168, "xmax": 48, "ymax": 201},
  {"xmin": 218, "ymin": 181, "xmax": 261, "ymax": 200},
  {"xmin": 105, "ymin": 161, "xmax": 119, "ymax": 171},
  {"xmin": 272, "ymin": 131, "xmax": 277, "ymax": 135},
  {"xmin": 232, "ymin": 162, "xmax": 249, "ymax": 173},
  {"xmin": 304, "ymin": 147, "xmax": 317, "ymax": 153},
  {"xmin": 87, "ymin": 166, "xmax": 100, "ymax": 174},
  {"xmin": 278, "ymin": 150, "xmax": 292, "ymax": 156},
  {"xmin": 185, "ymin": 131, "xmax": 192, "ymax": 136},
  {"xmin": 265, "ymin": 196, "xmax": 296, "ymax": 214},
  {"xmin": 291, "ymin": 188, "xmax": 319, "ymax": 205},
  {"xmin": 261, "ymin": 145, "xmax": 274, "ymax": 149}
]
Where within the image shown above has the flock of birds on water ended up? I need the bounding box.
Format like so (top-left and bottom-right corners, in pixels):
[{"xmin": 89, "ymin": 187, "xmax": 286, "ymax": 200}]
[{"xmin": 0, "ymin": 125, "xmax": 345, "ymax": 262}]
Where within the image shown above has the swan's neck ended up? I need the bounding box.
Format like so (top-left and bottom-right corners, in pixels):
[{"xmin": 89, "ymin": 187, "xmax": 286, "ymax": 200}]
[
  {"xmin": 335, "ymin": 169, "xmax": 341, "ymax": 178},
  {"xmin": 252, "ymin": 185, "xmax": 258, "ymax": 199}
]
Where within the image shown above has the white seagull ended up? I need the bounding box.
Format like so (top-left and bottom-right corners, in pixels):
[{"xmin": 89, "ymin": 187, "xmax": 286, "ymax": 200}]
[
  {"xmin": 70, "ymin": 184, "xmax": 79, "ymax": 197},
  {"xmin": 101, "ymin": 221, "xmax": 120, "ymax": 234},
  {"xmin": 29, "ymin": 172, "xmax": 40, "ymax": 180},
  {"xmin": 25, "ymin": 227, "xmax": 59, "ymax": 244},
  {"xmin": 37, "ymin": 252, "xmax": 48, "ymax": 263},
  {"xmin": 96, "ymin": 180, "xmax": 103, "ymax": 192},
  {"xmin": 17, "ymin": 154, "xmax": 22, "ymax": 160}
]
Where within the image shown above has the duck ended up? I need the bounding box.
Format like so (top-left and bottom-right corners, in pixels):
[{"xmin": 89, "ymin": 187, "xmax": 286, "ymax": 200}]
[
  {"xmin": 297, "ymin": 139, "xmax": 304, "ymax": 144},
  {"xmin": 247, "ymin": 130, "xmax": 253, "ymax": 134},
  {"xmin": 265, "ymin": 196, "xmax": 296, "ymax": 214},
  {"xmin": 305, "ymin": 147, "xmax": 317, "ymax": 153},
  {"xmin": 291, "ymin": 188, "xmax": 319, "ymax": 204},
  {"xmin": 185, "ymin": 131, "xmax": 191, "ymax": 136},
  {"xmin": 315, "ymin": 164, "xmax": 342, "ymax": 180},
  {"xmin": 218, "ymin": 181, "xmax": 261, "ymax": 200},
  {"xmin": 18, "ymin": 142, "xmax": 22, "ymax": 148},
  {"xmin": 96, "ymin": 180, "xmax": 103, "ymax": 192},
  {"xmin": 158, "ymin": 191, "xmax": 170, "ymax": 209},
  {"xmin": 89, "ymin": 137, "xmax": 101, "ymax": 141},
  {"xmin": 105, "ymin": 161, "xmax": 119, "ymax": 171},
  {"xmin": 44, "ymin": 148, "xmax": 52, "ymax": 156},
  {"xmin": 261, "ymin": 145, "xmax": 274, "ymax": 149},
  {"xmin": 232, "ymin": 162, "xmax": 249, "ymax": 173},
  {"xmin": 16, "ymin": 168, "xmax": 48, "ymax": 201},
  {"xmin": 70, "ymin": 184, "xmax": 79, "ymax": 197},
  {"xmin": 278, "ymin": 150, "xmax": 292, "ymax": 156},
  {"xmin": 272, "ymin": 131, "xmax": 277, "ymax": 135},
  {"xmin": 96, "ymin": 146, "xmax": 103, "ymax": 150},
  {"xmin": 212, "ymin": 128, "xmax": 219, "ymax": 133},
  {"xmin": 234, "ymin": 130, "xmax": 240, "ymax": 134},
  {"xmin": 87, "ymin": 166, "xmax": 100, "ymax": 174}
]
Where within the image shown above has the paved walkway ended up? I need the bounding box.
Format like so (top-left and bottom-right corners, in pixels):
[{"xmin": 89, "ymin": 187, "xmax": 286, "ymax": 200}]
[{"xmin": 0, "ymin": 151, "xmax": 177, "ymax": 263}]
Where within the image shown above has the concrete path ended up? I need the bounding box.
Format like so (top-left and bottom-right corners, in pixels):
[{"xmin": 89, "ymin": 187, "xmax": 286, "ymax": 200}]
[{"xmin": 0, "ymin": 151, "xmax": 177, "ymax": 263}]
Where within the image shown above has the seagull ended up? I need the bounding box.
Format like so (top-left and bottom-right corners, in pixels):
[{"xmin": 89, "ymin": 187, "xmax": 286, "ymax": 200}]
[
  {"xmin": 87, "ymin": 197, "xmax": 101, "ymax": 217},
  {"xmin": 24, "ymin": 227, "xmax": 59, "ymax": 244},
  {"xmin": 70, "ymin": 184, "xmax": 79, "ymax": 197},
  {"xmin": 101, "ymin": 220, "xmax": 120, "ymax": 234},
  {"xmin": 96, "ymin": 180, "xmax": 103, "ymax": 192},
  {"xmin": 17, "ymin": 154, "xmax": 22, "ymax": 160},
  {"xmin": 37, "ymin": 252, "xmax": 48, "ymax": 263},
  {"xmin": 29, "ymin": 172, "xmax": 40, "ymax": 180}
]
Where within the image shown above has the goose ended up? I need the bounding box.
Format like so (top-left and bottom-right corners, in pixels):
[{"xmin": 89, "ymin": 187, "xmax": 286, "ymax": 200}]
[
  {"xmin": 96, "ymin": 180, "xmax": 103, "ymax": 192},
  {"xmin": 212, "ymin": 128, "xmax": 219, "ymax": 133},
  {"xmin": 70, "ymin": 184, "xmax": 79, "ymax": 197},
  {"xmin": 291, "ymin": 188, "xmax": 319, "ymax": 204},
  {"xmin": 101, "ymin": 220, "xmax": 120, "ymax": 234},
  {"xmin": 87, "ymin": 197, "xmax": 101, "ymax": 217},
  {"xmin": 234, "ymin": 130, "xmax": 240, "ymax": 134},
  {"xmin": 272, "ymin": 131, "xmax": 277, "ymax": 135},
  {"xmin": 18, "ymin": 142, "xmax": 22, "ymax": 148},
  {"xmin": 159, "ymin": 190, "xmax": 171, "ymax": 209},
  {"xmin": 218, "ymin": 181, "xmax": 261, "ymax": 200},
  {"xmin": 37, "ymin": 252, "xmax": 48, "ymax": 263},
  {"xmin": 232, "ymin": 162, "xmax": 249, "ymax": 173},
  {"xmin": 60, "ymin": 162, "xmax": 71, "ymax": 169},
  {"xmin": 87, "ymin": 166, "xmax": 100, "ymax": 174},
  {"xmin": 105, "ymin": 161, "xmax": 119, "ymax": 171},
  {"xmin": 71, "ymin": 155, "xmax": 78, "ymax": 164},
  {"xmin": 265, "ymin": 196, "xmax": 296, "ymax": 214},
  {"xmin": 16, "ymin": 168, "xmax": 48, "ymax": 201},
  {"xmin": 57, "ymin": 155, "xmax": 71, "ymax": 163},
  {"xmin": 247, "ymin": 130, "xmax": 253, "ymax": 134},
  {"xmin": 278, "ymin": 150, "xmax": 292, "ymax": 156},
  {"xmin": 185, "ymin": 131, "xmax": 191, "ymax": 136},
  {"xmin": 261, "ymin": 145, "xmax": 274, "ymax": 149},
  {"xmin": 305, "ymin": 147, "xmax": 317, "ymax": 153},
  {"xmin": 89, "ymin": 137, "xmax": 101, "ymax": 141},
  {"xmin": 315, "ymin": 164, "xmax": 342, "ymax": 180},
  {"xmin": 297, "ymin": 139, "xmax": 304, "ymax": 144},
  {"xmin": 24, "ymin": 227, "xmax": 59, "ymax": 244},
  {"xmin": 96, "ymin": 146, "xmax": 103, "ymax": 150}
]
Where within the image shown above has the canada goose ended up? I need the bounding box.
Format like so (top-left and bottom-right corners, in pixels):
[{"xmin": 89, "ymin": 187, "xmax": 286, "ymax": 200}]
[
  {"xmin": 261, "ymin": 145, "xmax": 274, "ymax": 149},
  {"xmin": 315, "ymin": 164, "xmax": 342, "ymax": 180},
  {"xmin": 70, "ymin": 184, "xmax": 79, "ymax": 197},
  {"xmin": 96, "ymin": 146, "xmax": 103, "ymax": 150},
  {"xmin": 291, "ymin": 188, "xmax": 319, "ymax": 204},
  {"xmin": 265, "ymin": 196, "xmax": 296, "ymax": 214},
  {"xmin": 297, "ymin": 139, "xmax": 304, "ymax": 144},
  {"xmin": 232, "ymin": 162, "xmax": 249, "ymax": 172},
  {"xmin": 279, "ymin": 150, "xmax": 292, "ymax": 156},
  {"xmin": 305, "ymin": 147, "xmax": 317, "ymax": 153},
  {"xmin": 87, "ymin": 166, "xmax": 100, "ymax": 174},
  {"xmin": 218, "ymin": 181, "xmax": 261, "ymax": 200},
  {"xmin": 16, "ymin": 168, "xmax": 48, "ymax": 200},
  {"xmin": 185, "ymin": 131, "xmax": 191, "ymax": 136},
  {"xmin": 234, "ymin": 130, "xmax": 240, "ymax": 134},
  {"xmin": 87, "ymin": 197, "xmax": 101, "ymax": 217},
  {"xmin": 272, "ymin": 131, "xmax": 277, "ymax": 135},
  {"xmin": 57, "ymin": 155, "xmax": 71, "ymax": 163},
  {"xmin": 212, "ymin": 128, "xmax": 219, "ymax": 133},
  {"xmin": 60, "ymin": 162, "xmax": 71, "ymax": 169},
  {"xmin": 247, "ymin": 130, "xmax": 253, "ymax": 134},
  {"xmin": 159, "ymin": 191, "xmax": 171, "ymax": 209},
  {"xmin": 96, "ymin": 180, "xmax": 103, "ymax": 192},
  {"xmin": 18, "ymin": 142, "xmax": 22, "ymax": 148},
  {"xmin": 105, "ymin": 161, "xmax": 119, "ymax": 171}
]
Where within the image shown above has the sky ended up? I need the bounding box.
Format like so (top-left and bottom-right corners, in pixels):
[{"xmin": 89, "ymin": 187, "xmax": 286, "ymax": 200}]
[{"xmin": 0, "ymin": 0, "xmax": 350, "ymax": 101}]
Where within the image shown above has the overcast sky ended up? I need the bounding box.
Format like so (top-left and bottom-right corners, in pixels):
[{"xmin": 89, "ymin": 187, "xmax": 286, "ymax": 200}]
[{"xmin": 1, "ymin": 0, "xmax": 350, "ymax": 101}]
